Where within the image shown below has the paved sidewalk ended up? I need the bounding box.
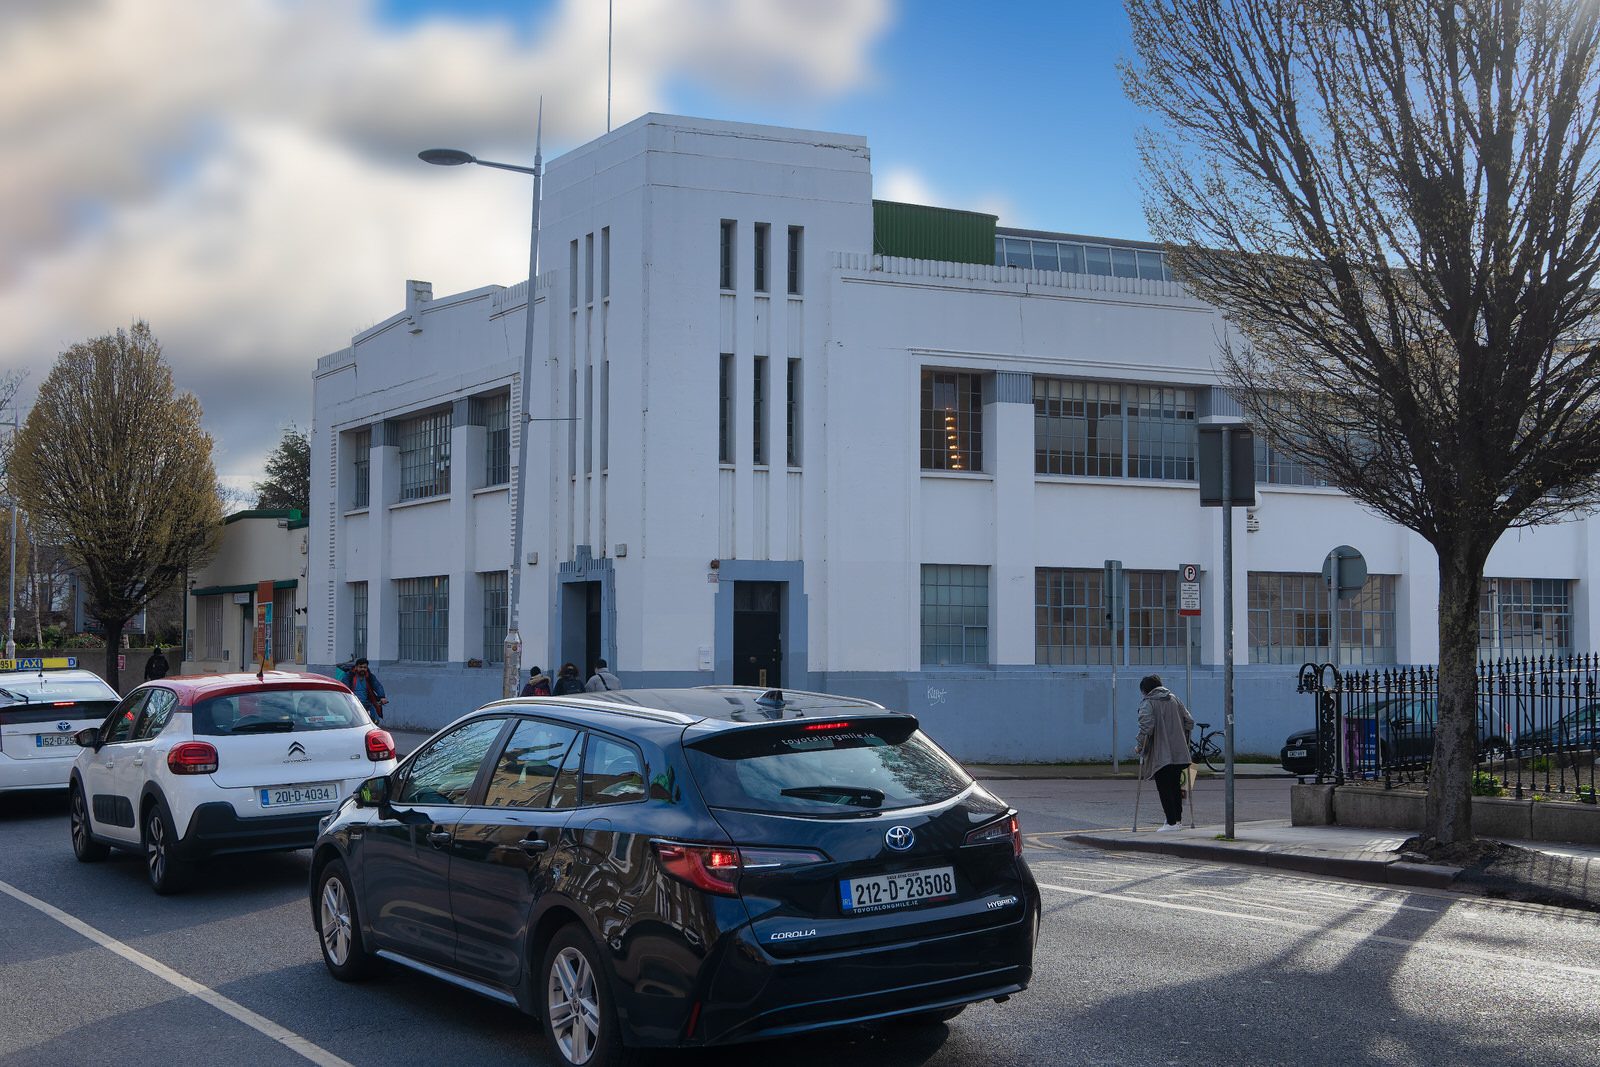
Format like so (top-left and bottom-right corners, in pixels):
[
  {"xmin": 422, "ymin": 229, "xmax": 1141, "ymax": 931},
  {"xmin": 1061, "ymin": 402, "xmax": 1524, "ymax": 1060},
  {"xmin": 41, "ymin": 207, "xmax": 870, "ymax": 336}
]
[{"xmin": 1071, "ymin": 819, "xmax": 1600, "ymax": 909}]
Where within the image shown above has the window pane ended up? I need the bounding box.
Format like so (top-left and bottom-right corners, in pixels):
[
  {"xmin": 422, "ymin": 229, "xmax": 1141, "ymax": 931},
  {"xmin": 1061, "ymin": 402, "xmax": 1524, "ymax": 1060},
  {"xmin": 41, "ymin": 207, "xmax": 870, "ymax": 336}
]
[
  {"xmin": 484, "ymin": 719, "xmax": 579, "ymax": 809},
  {"xmin": 481, "ymin": 571, "xmax": 507, "ymax": 664},
  {"xmin": 399, "ymin": 717, "xmax": 505, "ymax": 806},
  {"xmin": 1248, "ymin": 573, "xmax": 1396, "ymax": 665},
  {"xmin": 480, "ymin": 392, "xmax": 510, "ymax": 487},
  {"xmin": 1480, "ymin": 578, "xmax": 1573, "ymax": 659},
  {"xmin": 398, "ymin": 410, "xmax": 452, "ymax": 501},
  {"xmin": 1084, "ymin": 245, "xmax": 1113, "ymax": 276},
  {"xmin": 920, "ymin": 370, "xmax": 983, "ymax": 472},
  {"xmin": 787, "ymin": 226, "xmax": 803, "ymax": 294},
  {"xmin": 398, "ymin": 575, "xmax": 449, "ymax": 661},
  {"xmin": 1136, "ymin": 251, "xmax": 1166, "ymax": 281},
  {"xmin": 1059, "ymin": 243, "xmax": 1086, "ymax": 274},
  {"xmin": 1034, "ymin": 379, "xmax": 1121, "ymax": 477},
  {"xmin": 581, "ymin": 734, "xmax": 646, "ymax": 806},
  {"xmin": 1003, "ymin": 238, "xmax": 1032, "ymax": 268},
  {"xmin": 753, "ymin": 357, "xmax": 767, "ymax": 465},
  {"xmin": 718, "ymin": 355, "xmax": 734, "ymax": 464},
  {"xmin": 350, "ymin": 582, "xmax": 368, "ymax": 661},
  {"xmin": 720, "ymin": 220, "xmax": 735, "ymax": 289},
  {"xmin": 786, "ymin": 359, "xmax": 801, "ymax": 467},
  {"xmin": 754, "ymin": 223, "xmax": 769, "ymax": 293},
  {"xmin": 1125, "ymin": 385, "xmax": 1196, "ymax": 480},
  {"xmin": 921, "ymin": 564, "xmax": 989, "ymax": 665},
  {"xmin": 1035, "ymin": 568, "xmax": 1112, "ymax": 665},
  {"xmin": 1111, "ymin": 247, "xmax": 1139, "ymax": 278},
  {"xmin": 350, "ymin": 428, "xmax": 371, "ymax": 509},
  {"xmin": 1031, "ymin": 241, "xmax": 1060, "ymax": 272}
]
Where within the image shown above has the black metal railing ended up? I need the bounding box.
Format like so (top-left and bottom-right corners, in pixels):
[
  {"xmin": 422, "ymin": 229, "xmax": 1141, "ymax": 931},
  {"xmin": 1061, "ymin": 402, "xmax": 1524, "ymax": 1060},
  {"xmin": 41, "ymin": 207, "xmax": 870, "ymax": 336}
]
[{"xmin": 1296, "ymin": 655, "xmax": 1600, "ymax": 801}]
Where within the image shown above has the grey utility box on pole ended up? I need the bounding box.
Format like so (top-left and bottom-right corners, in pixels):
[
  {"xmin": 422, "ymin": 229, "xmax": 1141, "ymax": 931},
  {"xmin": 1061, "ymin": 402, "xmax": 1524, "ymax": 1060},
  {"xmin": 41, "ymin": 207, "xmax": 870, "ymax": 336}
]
[{"xmin": 1198, "ymin": 419, "xmax": 1254, "ymax": 839}]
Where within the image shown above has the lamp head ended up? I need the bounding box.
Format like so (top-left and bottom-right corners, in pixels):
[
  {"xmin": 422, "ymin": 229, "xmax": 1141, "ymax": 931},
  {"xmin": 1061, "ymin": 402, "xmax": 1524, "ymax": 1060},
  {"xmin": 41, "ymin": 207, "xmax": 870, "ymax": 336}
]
[{"xmin": 418, "ymin": 148, "xmax": 475, "ymax": 167}]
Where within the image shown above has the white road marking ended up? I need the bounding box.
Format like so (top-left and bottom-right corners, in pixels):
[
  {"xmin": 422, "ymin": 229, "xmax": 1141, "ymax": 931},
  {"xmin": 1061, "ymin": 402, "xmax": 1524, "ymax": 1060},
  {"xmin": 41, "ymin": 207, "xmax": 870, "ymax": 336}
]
[
  {"xmin": 1037, "ymin": 880, "xmax": 1600, "ymax": 981},
  {"xmin": 0, "ymin": 878, "xmax": 353, "ymax": 1067}
]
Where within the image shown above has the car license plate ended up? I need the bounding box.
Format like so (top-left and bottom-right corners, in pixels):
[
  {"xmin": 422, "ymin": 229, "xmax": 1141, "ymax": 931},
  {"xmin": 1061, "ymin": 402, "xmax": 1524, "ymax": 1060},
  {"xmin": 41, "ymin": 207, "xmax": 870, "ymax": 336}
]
[
  {"xmin": 34, "ymin": 733, "xmax": 77, "ymax": 749},
  {"xmin": 839, "ymin": 866, "xmax": 957, "ymax": 914},
  {"xmin": 259, "ymin": 782, "xmax": 339, "ymax": 808},
  {"xmin": 1286, "ymin": 748, "xmax": 1308, "ymax": 759}
]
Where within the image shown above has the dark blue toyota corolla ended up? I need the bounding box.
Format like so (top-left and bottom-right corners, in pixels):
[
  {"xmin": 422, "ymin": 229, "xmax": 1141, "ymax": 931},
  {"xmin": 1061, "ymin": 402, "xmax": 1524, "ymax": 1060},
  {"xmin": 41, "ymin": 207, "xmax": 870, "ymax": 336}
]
[{"xmin": 309, "ymin": 686, "xmax": 1040, "ymax": 1066}]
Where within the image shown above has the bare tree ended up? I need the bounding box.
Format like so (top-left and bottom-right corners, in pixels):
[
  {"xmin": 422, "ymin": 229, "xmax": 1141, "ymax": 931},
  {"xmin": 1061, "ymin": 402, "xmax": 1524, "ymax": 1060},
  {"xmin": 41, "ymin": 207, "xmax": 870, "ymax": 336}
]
[
  {"xmin": 1123, "ymin": 0, "xmax": 1600, "ymax": 844},
  {"xmin": 9, "ymin": 322, "xmax": 221, "ymax": 688}
]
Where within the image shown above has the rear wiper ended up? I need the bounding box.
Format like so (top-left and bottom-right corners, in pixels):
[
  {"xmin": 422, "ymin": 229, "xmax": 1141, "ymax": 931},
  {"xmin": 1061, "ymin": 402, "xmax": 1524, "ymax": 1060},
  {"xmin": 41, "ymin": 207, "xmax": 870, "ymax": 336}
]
[
  {"xmin": 0, "ymin": 687, "xmax": 30, "ymax": 703},
  {"xmin": 229, "ymin": 719, "xmax": 295, "ymax": 733},
  {"xmin": 780, "ymin": 784, "xmax": 885, "ymax": 807}
]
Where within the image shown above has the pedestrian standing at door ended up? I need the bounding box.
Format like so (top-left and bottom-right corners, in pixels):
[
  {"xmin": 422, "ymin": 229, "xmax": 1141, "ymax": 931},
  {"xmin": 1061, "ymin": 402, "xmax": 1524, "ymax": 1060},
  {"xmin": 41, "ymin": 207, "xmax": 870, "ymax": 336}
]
[
  {"xmin": 348, "ymin": 657, "xmax": 389, "ymax": 722},
  {"xmin": 520, "ymin": 666, "xmax": 551, "ymax": 697},
  {"xmin": 1132, "ymin": 673, "xmax": 1194, "ymax": 831},
  {"xmin": 552, "ymin": 662, "xmax": 585, "ymax": 696},
  {"xmin": 144, "ymin": 645, "xmax": 170, "ymax": 681},
  {"xmin": 585, "ymin": 658, "xmax": 621, "ymax": 692}
]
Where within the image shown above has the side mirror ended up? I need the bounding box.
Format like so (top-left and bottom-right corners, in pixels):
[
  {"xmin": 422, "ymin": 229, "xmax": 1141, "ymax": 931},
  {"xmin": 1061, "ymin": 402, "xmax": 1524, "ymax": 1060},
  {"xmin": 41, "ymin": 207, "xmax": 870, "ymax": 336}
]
[
  {"xmin": 74, "ymin": 728, "xmax": 100, "ymax": 749},
  {"xmin": 355, "ymin": 775, "xmax": 390, "ymax": 808}
]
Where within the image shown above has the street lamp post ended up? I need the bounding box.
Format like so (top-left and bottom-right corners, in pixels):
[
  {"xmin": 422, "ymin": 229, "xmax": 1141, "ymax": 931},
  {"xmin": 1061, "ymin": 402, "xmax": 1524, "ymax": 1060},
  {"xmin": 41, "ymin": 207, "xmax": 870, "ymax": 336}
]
[{"xmin": 420, "ymin": 103, "xmax": 544, "ymax": 700}]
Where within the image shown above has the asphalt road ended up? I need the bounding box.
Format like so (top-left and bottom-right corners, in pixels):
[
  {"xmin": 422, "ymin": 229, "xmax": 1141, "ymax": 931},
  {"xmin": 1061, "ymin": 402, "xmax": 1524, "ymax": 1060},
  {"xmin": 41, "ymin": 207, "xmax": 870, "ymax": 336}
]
[{"xmin": 4, "ymin": 779, "xmax": 1597, "ymax": 1067}]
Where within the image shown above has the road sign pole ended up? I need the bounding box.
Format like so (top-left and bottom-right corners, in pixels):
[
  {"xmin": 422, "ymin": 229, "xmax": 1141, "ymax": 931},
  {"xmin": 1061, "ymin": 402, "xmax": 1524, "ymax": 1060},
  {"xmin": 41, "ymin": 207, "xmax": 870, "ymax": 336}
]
[{"xmin": 1222, "ymin": 426, "xmax": 1235, "ymax": 840}]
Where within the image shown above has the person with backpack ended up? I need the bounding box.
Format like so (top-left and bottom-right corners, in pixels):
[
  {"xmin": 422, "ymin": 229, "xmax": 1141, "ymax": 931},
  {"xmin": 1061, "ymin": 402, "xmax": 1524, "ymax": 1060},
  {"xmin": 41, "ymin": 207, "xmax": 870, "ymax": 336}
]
[
  {"xmin": 552, "ymin": 662, "xmax": 585, "ymax": 696},
  {"xmin": 519, "ymin": 666, "xmax": 551, "ymax": 697},
  {"xmin": 1132, "ymin": 673, "xmax": 1195, "ymax": 831},
  {"xmin": 585, "ymin": 658, "xmax": 621, "ymax": 692},
  {"xmin": 345, "ymin": 657, "xmax": 389, "ymax": 722}
]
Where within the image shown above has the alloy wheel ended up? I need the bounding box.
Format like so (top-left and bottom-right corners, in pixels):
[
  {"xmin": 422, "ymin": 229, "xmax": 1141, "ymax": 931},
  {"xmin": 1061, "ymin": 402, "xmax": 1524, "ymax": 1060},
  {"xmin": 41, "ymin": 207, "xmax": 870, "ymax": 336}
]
[
  {"xmin": 70, "ymin": 791, "xmax": 88, "ymax": 852},
  {"xmin": 547, "ymin": 945, "xmax": 602, "ymax": 1065},
  {"xmin": 320, "ymin": 876, "xmax": 353, "ymax": 966},
  {"xmin": 146, "ymin": 812, "xmax": 166, "ymax": 882}
]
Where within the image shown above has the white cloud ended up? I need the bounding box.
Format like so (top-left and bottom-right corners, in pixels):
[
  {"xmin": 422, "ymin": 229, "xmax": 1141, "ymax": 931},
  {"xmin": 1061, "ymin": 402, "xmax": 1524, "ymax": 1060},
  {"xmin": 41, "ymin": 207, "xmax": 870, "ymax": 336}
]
[
  {"xmin": 877, "ymin": 165, "xmax": 1017, "ymax": 225},
  {"xmin": 0, "ymin": 0, "xmax": 893, "ymax": 482}
]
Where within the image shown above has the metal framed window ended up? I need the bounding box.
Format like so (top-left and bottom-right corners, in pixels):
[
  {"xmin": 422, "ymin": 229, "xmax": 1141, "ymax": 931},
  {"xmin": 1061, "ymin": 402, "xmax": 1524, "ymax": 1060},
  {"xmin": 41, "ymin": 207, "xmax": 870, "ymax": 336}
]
[
  {"xmin": 920, "ymin": 370, "xmax": 983, "ymax": 472},
  {"xmin": 273, "ymin": 589, "xmax": 295, "ymax": 664},
  {"xmin": 720, "ymin": 220, "xmax": 735, "ymax": 290},
  {"xmin": 1254, "ymin": 434, "xmax": 1327, "ymax": 487},
  {"xmin": 921, "ymin": 565, "xmax": 989, "ymax": 666},
  {"xmin": 199, "ymin": 596, "xmax": 223, "ymax": 660},
  {"xmin": 1035, "ymin": 380, "xmax": 1195, "ymax": 480},
  {"xmin": 1125, "ymin": 386, "xmax": 1197, "ymax": 480},
  {"xmin": 398, "ymin": 409, "xmax": 451, "ymax": 501},
  {"xmin": 1480, "ymin": 578, "xmax": 1573, "ymax": 659},
  {"xmin": 481, "ymin": 571, "xmax": 507, "ymax": 664},
  {"xmin": 786, "ymin": 358, "xmax": 801, "ymax": 467},
  {"xmin": 481, "ymin": 392, "xmax": 510, "ymax": 486},
  {"xmin": 397, "ymin": 576, "xmax": 449, "ymax": 662},
  {"xmin": 601, "ymin": 227, "xmax": 610, "ymax": 299},
  {"xmin": 1248, "ymin": 572, "xmax": 1397, "ymax": 665},
  {"xmin": 787, "ymin": 226, "xmax": 803, "ymax": 294},
  {"xmin": 754, "ymin": 223, "xmax": 770, "ymax": 293},
  {"xmin": 753, "ymin": 357, "xmax": 768, "ymax": 465},
  {"xmin": 569, "ymin": 239, "xmax": 579, "ymax": 309},
  {"xmin": 719, "ymin": 355, "xmax": 734, "ymax": 464},
  {"xmin": 1125, "ymin": 571, "xmax": 1189, "ymax": 665},
  {"xmin": 350, "ymin": 428, "xmax": 371, "ymax": 508},
  {"xmin": 996, "ymin": 237, "xmax": 1172, "ymax": 282},
  {"xmin": 350, "ymin": 582, "xmax": 368, "ymax": 661},
  {"xmin": 585, "ymin": 232, "xmax": 594, "ymax": 304},
  {"xmin": 1035, "ymin": 569, "xmax": 1193, "ymax": 666}
]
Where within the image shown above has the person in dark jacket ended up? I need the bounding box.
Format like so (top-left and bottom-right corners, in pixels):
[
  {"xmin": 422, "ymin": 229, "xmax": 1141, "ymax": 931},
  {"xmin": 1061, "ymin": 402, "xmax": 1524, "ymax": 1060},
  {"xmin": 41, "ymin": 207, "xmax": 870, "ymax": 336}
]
[
  {"xmin": 144, "ymin": 646, "xmax": 170, "ymax": 681},
  {"xmin": 551, "ymin": 662, "xmax": 585, "ymax": 696},
  {"xmin": 519, "ymin": 666, "xmax": 551, "ymax": 697},
  {"xmin": 346, "ymin": 658, "xmax": 389, "ymax": 722},
  {"xmin": 1133, "ymin": 674, "xmax": 1195, "ymax": 831}
]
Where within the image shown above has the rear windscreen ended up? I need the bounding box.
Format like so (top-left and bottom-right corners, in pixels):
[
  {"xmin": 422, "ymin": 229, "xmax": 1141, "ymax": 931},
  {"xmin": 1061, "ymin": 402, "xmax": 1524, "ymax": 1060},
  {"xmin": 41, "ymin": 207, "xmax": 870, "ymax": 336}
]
[
  {"xmin": 685, "ymin": 719, "xmax": 972, "ymax": 816},
  {"xmin": 0, "ymin": 700, "xmax": 119, "ymax": 726},
  {"xmin": 193, "ymin": 689, "xmax": 369, "ymax": 736}
]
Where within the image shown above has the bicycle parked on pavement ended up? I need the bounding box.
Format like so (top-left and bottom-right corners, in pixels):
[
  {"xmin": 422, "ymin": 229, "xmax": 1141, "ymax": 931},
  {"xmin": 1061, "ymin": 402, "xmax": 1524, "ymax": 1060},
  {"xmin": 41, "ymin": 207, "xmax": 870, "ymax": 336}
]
[{"xmin": 1189, "ymin": 722, "xmax": 1224, "ymax": 772}]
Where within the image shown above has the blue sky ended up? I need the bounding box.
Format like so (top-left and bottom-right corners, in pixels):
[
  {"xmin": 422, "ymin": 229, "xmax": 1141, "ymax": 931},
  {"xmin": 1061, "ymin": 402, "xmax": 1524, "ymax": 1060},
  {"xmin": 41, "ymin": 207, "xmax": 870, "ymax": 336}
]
[{"xmin": 378, "ymin": 0, "xmax": 1154, "ymax": 237}]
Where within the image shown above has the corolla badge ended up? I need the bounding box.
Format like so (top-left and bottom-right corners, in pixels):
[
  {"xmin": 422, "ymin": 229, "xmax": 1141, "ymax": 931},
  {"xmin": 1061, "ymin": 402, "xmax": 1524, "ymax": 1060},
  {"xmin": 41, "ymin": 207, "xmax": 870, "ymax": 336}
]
[
  {"xmin": 284, "ymin": 740, "xmax": 310, "ymax": 762},
  {"xmin": 884, "ymin": 825, "xmax": 915, "ymax": 851},
  {"xmin": 56, "ymin": 721, "xmax": 72, "ymax": 732}
]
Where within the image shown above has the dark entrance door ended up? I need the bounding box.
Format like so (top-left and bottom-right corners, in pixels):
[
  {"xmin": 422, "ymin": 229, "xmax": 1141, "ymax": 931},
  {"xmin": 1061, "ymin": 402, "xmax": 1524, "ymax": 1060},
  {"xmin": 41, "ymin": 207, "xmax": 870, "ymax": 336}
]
[
  {"xmin": 561, "ymin": 580, "xmax": 604, "ymax": 678},
  {"xmin": 586, "ymin": 582, "xmax": 602, "ymax": 677},
  {"xmin": 733, "ymin": 582, "xmax": 783, "ymax": 688}
]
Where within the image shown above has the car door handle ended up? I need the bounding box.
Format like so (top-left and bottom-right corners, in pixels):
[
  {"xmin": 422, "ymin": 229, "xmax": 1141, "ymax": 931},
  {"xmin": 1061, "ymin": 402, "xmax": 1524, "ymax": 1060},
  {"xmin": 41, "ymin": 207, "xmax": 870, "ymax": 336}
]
[
  {"xmin": 517, "ymin": 837, "xmax": 550, "ymax": 854},
  {"xmin": 132, "ymin": 757, "xmax": 144, "ymax": 767},
  {"xmin": 427, "ymin": 831, "xmax": 452, "ymax": 848}
]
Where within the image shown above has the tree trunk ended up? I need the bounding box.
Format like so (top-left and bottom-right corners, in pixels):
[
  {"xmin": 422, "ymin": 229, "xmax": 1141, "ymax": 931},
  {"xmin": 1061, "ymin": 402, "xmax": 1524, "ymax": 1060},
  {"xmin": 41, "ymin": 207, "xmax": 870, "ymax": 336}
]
[
  {"xmin": 102, "ymin": 617, "xmax": 125, "ymax": 692},
  {"xmin": 1427, "ymin": 543, "xmax": 1487, "ymax": 844}
]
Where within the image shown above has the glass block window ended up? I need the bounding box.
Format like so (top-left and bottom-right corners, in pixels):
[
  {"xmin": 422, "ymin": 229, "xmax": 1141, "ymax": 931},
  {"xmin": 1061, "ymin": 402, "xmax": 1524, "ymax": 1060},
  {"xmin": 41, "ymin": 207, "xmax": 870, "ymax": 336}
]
[
  {"xmin": 788, "ymin": 226, "xmax": 803, "ymax": 294},
  {"xmin": 754, "ymin": 223, "xmax": 770, "ymax": 293},
  {"xmin": 719, "ymin": 355, "xmax": 734, "ymax": 464},
  {"xmin": 1248, "ymin": 572, "xmax": 1397, "ymax": 665},
  {"xmin": 398, "ymin": 410, "xmax": 451, "ymax": 501},
  {"xmin": 920, "ymin": 370, "xmax": 983, "ymax": 472},
  {"xmin": 350, "ymin": 428, "xmax": 371, "ymax": 509},
  {"xmin": 1035, "ymin": 379, "xmax": 1122, "ymax": 477},
  {"xmin": 481, "ymin": 571, "xmax": 508, "ymax": 664},
  {"xmin": 481, "ymin": 392, "xmax": 510, "ymax": 487},
  {"xmin": 350, "ymin": 582, "xmax": 368, "ymax": 661},
  {"xmin": 786, "ymin": 358, "xmax": 801, "ymax": 467},
  {"xmin": 1036, "ymin": 569, "xmax": 1192, "ymax": 665},
  {"xmin": 397, "ymin": 576, "xmax": 449, "ymax": 662},
  {"xmin": 753, "ymin": 357, "xmax": 768, "ymax": 465},
  {"xmin": 1480, "ymin": 578, "xmax": 1573, "ymax": 659},
  {"xmin": 1035, "ymin": 380, "xmax": 1196, "ymax": 480},
  {"xmin": 921, "ymin": 565, "xmax": 989, "ymax": 665},
  {"xmin": 720, "ymin": 220, "xmax": 735, "ymax": 289}
]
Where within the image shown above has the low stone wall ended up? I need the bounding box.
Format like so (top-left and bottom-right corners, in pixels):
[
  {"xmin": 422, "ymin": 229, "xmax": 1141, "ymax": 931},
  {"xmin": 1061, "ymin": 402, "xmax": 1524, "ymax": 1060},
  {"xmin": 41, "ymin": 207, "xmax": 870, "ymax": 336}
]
[{"xmin": 1291, "ymin": 782, "xmax": 1600, "ymax": 846}]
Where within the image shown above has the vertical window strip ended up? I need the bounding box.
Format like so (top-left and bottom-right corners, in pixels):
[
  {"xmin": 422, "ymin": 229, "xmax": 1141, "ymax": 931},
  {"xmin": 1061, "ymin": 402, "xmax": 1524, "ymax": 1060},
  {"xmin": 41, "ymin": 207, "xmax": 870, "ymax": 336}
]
[
  {"xmin": 719, "ymin": 355, "xmax": 735, "ymax": 464},
  {"xmin": 397, "ymin": 576, "xmax": 449, "ymax": 661},
  {"xmin": 584, "ymin": 365, "xmax": 594, "ymax": 474},
  {"xmin": 786, "ymin": 358, "xmax": 801, "ymax": 467},
  {"xmin": 754, "ymin": 223, "xmax": 769, "ymax": 293},
  {"xmin": 350, "ymin": 582, "xmax": 368, "ymax": 661},
  {"xmin": 601, "ymin": 227, "xmax": 610, "ymax": 299},
  {"xmin": 569, "ymin": 239, "xmax": 579, "ymax": 309},
  {"xmin": 1247, "ymin": 572, "xmax": 1396, "ymax": 665},
  {"xmin": 350, "ymin": 428, "xmax": 371, "ymax": 508},
  {"xmin": 921, "ymin": 565, "xmax": 990, "ymax": 665},
  {"xmin": 720, "ymin": 220, "xmax": 735, "ymax": 289},
  {"xmin": 920, "ymin": 370, "xmax": 983, "ymax": 472},
  {"xmin": 481, "ymin": 571, "xmax": 507, "ymax": 664},
  {"xmin": 585, "ymin": 232, "xmax": 594, "ymax": 305},
  {"xmin": 398, "ymin": 410, "xmax": 452, "ymax": 500},
  {"xmin": 753, "ymin": 357, "xmax": 768, "ymax": 465},
  {"xmin": 787, "ymin": 226, "xmax": 803, "ymax": 294},
  {"xmin": 482, "ymin": 392, "xmax": 510, "ymax": 486}
]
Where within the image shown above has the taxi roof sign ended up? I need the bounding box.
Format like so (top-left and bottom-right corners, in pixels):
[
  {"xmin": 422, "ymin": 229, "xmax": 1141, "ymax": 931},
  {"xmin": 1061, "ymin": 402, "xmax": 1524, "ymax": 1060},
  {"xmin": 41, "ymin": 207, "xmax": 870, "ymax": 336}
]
[{"xmin": 0, "ymin": 657, "xmax": 79, "ymax": 672}]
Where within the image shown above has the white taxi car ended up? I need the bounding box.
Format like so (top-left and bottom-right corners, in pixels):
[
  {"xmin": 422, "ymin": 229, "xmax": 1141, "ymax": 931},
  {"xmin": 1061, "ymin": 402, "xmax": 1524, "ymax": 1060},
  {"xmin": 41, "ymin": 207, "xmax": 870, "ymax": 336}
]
[
  {"xmin": 0, "ymin": 658, "xmax": 122, "ymax": 796},
  {"xmin": 69, "ymin": 671, "xmax": 398, "ymax": 894}
]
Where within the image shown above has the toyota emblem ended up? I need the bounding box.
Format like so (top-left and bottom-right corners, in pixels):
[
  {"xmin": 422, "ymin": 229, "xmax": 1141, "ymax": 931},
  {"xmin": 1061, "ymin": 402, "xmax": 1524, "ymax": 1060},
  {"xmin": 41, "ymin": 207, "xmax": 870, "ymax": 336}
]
[
  {"xmin": 884, "ymin": 825, "xmax": 915, "ymax": 851},
  {"xmin": 56, "ymin": 721, "xmax": 72, "ymax": 732}
]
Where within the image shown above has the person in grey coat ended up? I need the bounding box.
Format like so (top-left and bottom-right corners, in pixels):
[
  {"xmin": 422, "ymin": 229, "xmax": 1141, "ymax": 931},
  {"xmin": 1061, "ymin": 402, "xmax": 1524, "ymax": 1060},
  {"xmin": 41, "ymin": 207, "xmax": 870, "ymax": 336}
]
[{"xmin": 1133, "ymin": 674, "xmax": 1195, "ymax": 831}]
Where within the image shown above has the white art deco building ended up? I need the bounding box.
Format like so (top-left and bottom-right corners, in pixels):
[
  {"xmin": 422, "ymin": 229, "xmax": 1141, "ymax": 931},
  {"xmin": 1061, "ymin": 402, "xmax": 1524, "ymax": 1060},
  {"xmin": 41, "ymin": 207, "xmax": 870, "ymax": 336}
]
[{"xmin": 307, "ymin": 114, "xmax": 1600, "ymax": 760}]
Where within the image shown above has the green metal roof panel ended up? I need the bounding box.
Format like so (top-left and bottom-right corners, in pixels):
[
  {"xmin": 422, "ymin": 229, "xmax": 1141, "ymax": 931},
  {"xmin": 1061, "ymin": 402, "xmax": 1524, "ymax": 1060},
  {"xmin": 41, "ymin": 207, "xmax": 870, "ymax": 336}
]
[
  {"xmin": 223, "ymin": 508, "xmax": 304, "ymax": 525},
  {"xmin": 873, "ymin": 200, "xmax": 998, "ymax": 265}
]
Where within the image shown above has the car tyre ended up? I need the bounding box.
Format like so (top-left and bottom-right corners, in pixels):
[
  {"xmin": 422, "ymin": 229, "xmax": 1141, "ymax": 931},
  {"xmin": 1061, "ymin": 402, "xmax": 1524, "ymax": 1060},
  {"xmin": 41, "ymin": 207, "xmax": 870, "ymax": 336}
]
[
  {"xmin": 143, "ymin": 800, "xmax": 193, "ymax": 895},
  {"xmin": 316, "ymin": 858, "xmax": 376, "ymax": 981},
  {"xmin": 540, "ymin": 924, "xmax": 624, "ymax": 1067},
  {"xmin": 885, "ymin": 1005, "xmax": 967, "ymax": 1027},
  {"xmin": 69, "ymin": 783, "xmax": 110, "ymax": 863}
]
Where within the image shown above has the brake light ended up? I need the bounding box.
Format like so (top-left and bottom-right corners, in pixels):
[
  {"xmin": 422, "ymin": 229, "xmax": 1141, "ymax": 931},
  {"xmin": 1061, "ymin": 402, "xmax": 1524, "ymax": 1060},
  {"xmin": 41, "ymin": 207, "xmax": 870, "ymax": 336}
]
[
  {"xmin": 365, "ymin": 728, "xmax": 396, "ymax": 761},
  {"xmin": 651, "ymin": 841, "xmax": 827, "ymax": 895},
  {"xmin": 801, "ymin": 720, "xmax": 853, "ymax": 731},
  {"xmin": 167, "ymin": 741, "xmax": 219, "ymax": 775},
  {"xmin": 965, "ymin": 813, "xmax": 1022, "ymax": 858},
  {"xmin": 51, "ymin": 701, "xmax": 75, "ymax": 706}
]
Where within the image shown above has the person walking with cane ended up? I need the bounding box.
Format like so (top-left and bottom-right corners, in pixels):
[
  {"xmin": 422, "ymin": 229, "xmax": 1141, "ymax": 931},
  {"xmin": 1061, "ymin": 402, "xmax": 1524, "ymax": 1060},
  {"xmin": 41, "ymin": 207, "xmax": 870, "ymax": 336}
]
[{"xmin": 1132, "ymin": 673, "xmax": 1194, "ymax": 832}]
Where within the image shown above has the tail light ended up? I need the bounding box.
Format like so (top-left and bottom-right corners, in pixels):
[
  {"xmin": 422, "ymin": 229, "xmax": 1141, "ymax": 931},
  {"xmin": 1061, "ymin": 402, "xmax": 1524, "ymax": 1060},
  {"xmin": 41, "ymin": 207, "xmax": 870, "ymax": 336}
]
[
  {"xmin": 652, "ymin": 841, "xmax": 827, "ymax": 896},
  {"xmin": 167, "ymin": 741, "xmax": 219, "ymax": 775},
  {"xmin": 965, "ymin": 813, "xmax": 1022, "ymax": 858},
  {"xmin": 365, "ymin": 728, "xmax": 396, "ymax": 761}
]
